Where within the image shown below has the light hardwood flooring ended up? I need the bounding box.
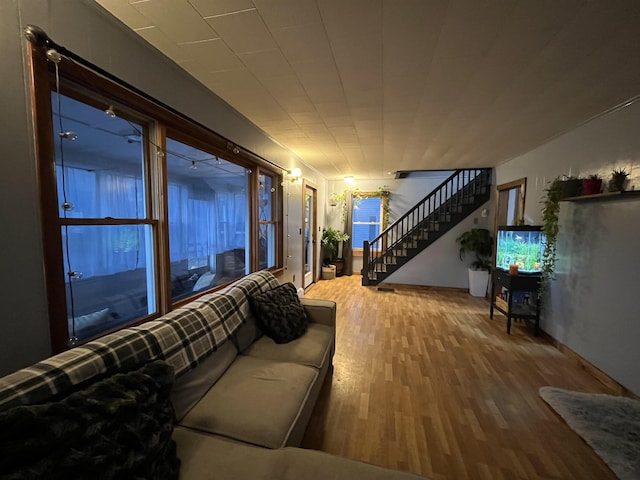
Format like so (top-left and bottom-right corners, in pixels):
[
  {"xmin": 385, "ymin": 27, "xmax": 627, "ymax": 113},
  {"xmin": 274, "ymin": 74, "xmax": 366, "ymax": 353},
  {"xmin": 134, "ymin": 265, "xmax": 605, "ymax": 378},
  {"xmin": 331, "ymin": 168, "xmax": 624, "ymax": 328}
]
[{"xmin": 300, "ymin": 275, "xmax": 618, "ymax": 480}]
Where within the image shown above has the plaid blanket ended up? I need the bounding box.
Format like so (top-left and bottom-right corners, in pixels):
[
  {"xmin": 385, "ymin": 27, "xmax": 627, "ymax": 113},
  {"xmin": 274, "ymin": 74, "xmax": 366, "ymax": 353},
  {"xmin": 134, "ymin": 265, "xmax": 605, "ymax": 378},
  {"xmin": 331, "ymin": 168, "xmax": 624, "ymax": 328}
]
[{"xmin": 0, "ymin": 270, "xmax": 280, "ymax": 411}]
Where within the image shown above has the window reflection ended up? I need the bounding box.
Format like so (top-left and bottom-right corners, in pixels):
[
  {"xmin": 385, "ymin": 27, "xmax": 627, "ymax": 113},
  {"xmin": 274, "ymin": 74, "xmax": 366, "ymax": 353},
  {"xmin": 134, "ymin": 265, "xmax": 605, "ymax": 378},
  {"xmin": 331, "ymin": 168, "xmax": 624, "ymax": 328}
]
[{"xmin": 166, "ymin": 137, "xmax": 249, "ymax": 301}]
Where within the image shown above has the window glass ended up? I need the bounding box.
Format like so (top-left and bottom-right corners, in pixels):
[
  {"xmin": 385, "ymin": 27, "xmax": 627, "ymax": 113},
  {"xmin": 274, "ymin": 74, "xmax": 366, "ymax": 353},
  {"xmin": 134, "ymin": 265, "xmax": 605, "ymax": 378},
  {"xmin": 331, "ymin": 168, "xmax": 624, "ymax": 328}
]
[
  {"xmin": 35, "ymin": 56, "xmax": 284, "ymax": 351},
  {"xmin": 52, "ymin": 92, "xmax": 153, "ymax": 343},
  {"xmin": 63, "ymin": 225, "xmax": 155, "ymax": 342},
  {"xmin": 166, "ymin": 137, "xmax": 249, "ymax": 300},
  {"xmin": 258, "ymin": 173, "xmax": 276, "ymax": 269},
  {"xmin": 352, "ymin": 196, "xmax": 382, "ymax": 249},
  {"xmin": 53, "ymin": 93, "xmax": 145, "ymax": 219}
]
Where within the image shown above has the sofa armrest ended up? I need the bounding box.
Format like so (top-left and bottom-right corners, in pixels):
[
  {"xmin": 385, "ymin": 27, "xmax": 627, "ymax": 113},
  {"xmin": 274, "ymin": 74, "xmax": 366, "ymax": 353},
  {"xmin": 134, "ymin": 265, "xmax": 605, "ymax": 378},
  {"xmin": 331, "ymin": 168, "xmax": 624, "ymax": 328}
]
[{"xmin": 300, "ymin": 298, "xmax": 336, "ymax": 328}]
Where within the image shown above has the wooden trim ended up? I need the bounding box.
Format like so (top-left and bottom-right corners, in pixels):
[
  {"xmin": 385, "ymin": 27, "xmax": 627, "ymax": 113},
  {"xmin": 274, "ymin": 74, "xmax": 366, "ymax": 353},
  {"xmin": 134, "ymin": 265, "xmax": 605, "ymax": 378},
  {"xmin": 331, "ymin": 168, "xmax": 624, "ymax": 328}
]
[
  {"xmin": 60, "ymin": 218, "xmax": 157, "ymax": 226},
  {"xmin": 28, "ymin": 39, "xmax": 287, "ymax": 351},
  {"xmin": 497, "ymin": 177, "xmax": 527, "ymax": 191},
  {"xmin": 29, "ymin": 45, "xmax": 69, "ymax": 353},
  {"xmin": 541, "ymin": 331, "xmax": 639, "ymax": 399},
  {"xmin": 302, "ymin": 181, "xmax": 318, "ymax": 284}
]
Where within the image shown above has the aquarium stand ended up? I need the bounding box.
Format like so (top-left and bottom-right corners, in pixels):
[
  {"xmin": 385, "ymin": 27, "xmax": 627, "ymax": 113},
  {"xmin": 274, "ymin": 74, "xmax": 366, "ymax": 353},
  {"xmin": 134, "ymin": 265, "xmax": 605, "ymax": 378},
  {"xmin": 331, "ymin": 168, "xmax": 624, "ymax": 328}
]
[{"xmin": 490, "ymin": 270, "xmax": 541, "ymax": 335}]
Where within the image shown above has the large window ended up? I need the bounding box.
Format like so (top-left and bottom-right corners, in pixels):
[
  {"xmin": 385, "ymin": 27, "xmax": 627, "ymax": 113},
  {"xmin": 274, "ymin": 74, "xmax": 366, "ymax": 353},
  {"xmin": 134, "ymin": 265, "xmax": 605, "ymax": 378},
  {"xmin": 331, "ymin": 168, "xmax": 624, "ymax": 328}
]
[{"xmin": 30, "ymin": 44, "xmax": 283, "ymax": 351}]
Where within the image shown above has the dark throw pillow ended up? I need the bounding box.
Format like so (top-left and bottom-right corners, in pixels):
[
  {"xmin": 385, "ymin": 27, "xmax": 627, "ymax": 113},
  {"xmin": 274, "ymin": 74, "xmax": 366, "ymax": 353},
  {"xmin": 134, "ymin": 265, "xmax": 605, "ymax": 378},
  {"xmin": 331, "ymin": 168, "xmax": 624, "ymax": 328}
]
[
  {"xmin": 0, "ymin": 360, "xmax": 180, "ymax": 480},
  {"xmin": 249, "ymin": 282, "xmax": 308, "ymax": 344}
]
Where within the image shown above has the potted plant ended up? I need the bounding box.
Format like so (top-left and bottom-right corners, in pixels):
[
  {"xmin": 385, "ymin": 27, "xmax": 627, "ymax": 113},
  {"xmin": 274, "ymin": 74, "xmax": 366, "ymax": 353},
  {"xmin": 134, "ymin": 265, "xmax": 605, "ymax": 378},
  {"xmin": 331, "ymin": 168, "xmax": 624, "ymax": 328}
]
[
  {"xmin": 582, "ymin": 174, "xmax": 602, "ymax": 196},
  {"xmin": 609, "ymin": 168, "xmax": 629, "ymax": 192},
  {"xmin": 539, "ymin": 177, "xmax": 563, "ymax": 311},
  {"xmin": 321, "ymin": 227, "xmax": 349, "ymax": 278},
  {"xmin": 456, "ymin": 228, "xmax": 492, "ymax": 297},
  {"xmin": 559, "ymin": 175, "xmax": 582, "ymax": 198}
]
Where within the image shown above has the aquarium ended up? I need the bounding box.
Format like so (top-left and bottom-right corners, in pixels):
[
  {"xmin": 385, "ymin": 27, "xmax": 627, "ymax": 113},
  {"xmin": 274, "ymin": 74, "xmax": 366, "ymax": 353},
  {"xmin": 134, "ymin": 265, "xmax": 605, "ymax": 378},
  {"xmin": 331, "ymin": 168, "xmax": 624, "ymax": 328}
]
[{"xmin": 495, "ymin": 226, "xmax": 546, "ymax": 274}]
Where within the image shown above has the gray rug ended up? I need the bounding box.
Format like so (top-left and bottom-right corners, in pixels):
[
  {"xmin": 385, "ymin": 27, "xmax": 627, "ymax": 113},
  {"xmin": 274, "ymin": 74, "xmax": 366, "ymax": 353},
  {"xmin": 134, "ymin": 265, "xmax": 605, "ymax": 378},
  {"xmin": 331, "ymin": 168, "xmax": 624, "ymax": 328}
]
[{"xmin": 539, "ymin": 386, "xmax": 640, "ymax": 480}]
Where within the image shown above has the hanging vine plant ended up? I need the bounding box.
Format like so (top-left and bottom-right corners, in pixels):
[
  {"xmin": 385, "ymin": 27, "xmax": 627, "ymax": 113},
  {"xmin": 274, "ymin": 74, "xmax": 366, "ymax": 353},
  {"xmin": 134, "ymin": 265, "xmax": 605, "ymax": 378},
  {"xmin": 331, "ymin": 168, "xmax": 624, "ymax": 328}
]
[
  {"xmin": 330, "ymin": 185, "xmax": 390, "ymax": 223},
  {"xmin": 540, "ymin": 177, "xmax": 563, "ymax": 310}
]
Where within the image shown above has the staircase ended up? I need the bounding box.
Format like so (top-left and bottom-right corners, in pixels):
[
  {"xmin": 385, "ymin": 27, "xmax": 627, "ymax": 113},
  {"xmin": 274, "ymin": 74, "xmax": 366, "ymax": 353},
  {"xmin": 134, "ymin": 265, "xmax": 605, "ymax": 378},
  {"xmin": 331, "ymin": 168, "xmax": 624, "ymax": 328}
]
[{"xmin": 362, "ymin": 169, "xmax": 491, "ymax": 286}]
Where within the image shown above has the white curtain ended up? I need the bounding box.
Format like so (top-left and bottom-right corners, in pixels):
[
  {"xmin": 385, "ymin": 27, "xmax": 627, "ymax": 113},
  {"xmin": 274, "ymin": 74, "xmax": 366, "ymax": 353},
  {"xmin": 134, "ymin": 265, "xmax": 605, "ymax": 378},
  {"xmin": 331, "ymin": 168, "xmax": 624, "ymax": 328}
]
[{"xmin": 58, "ymin": 165, "xmax": 247, "ymax": 279}]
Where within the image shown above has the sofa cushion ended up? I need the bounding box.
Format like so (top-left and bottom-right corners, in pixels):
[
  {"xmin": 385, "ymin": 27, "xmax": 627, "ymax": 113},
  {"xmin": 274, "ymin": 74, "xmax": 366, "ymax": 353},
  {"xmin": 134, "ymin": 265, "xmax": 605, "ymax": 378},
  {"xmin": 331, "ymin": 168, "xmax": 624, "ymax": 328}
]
[
  {"xmin": 173, "ymin": 426, "xmax": 427, "ymax": 480},
  {"xmin": 171, "ymin": 339, "xmax": 238, "ymax": 420},
  {"xmin": 180, "ymin": 355, "xmax": 318, "ymax": 448},
  {"xmin": 0, "ymin": 360, "xmax": 179, "ymax": 480},
  {"xmin": 243, "ymin": 323, "xmax": 334, "ymax": 369},
  {"xmin": 232, "ymin": 315, "xmax": 264, "ymax": 353},
  {"xmin": 249, "ymin": 282, "xmax": 308, "ymax": 344}
]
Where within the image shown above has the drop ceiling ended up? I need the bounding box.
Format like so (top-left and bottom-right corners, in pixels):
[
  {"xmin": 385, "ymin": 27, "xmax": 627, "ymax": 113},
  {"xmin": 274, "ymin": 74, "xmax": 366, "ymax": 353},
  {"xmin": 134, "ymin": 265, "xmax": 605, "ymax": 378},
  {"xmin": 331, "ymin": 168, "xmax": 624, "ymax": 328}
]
[{"xmin": 97, "ymin": 0, "xmax": 640, "ymax": 180}]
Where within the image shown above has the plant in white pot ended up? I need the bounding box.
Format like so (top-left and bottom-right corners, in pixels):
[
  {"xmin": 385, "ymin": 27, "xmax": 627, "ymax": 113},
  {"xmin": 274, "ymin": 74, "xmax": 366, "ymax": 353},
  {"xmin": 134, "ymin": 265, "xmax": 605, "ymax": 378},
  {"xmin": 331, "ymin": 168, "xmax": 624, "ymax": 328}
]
[
  {"xmin": 456, "ymin": 228, "xmax": 493, "ymax": 297},
  {"xmin": 321, "ymin": 227, "xmax": 349, "ymax": 279}
]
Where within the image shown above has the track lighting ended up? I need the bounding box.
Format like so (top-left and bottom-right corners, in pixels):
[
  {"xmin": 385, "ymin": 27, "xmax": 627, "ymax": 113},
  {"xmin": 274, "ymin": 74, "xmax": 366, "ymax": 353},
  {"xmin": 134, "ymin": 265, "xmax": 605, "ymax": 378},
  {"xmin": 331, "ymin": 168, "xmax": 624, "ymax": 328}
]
[{"xmin": 104, "ymin": 105, "xmax": 116, "ymax": 118}]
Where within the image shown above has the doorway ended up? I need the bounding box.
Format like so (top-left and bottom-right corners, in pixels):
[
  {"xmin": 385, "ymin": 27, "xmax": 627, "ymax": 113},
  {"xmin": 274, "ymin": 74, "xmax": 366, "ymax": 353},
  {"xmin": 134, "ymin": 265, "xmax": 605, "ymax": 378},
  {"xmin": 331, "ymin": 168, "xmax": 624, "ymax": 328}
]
[
  {"xmin": 495, "ymin": 178, "xmax": 526, "ymax": 228},
  {"xmin": 303, "ymin": 183, "xmax": 317, "ymax": 288}
]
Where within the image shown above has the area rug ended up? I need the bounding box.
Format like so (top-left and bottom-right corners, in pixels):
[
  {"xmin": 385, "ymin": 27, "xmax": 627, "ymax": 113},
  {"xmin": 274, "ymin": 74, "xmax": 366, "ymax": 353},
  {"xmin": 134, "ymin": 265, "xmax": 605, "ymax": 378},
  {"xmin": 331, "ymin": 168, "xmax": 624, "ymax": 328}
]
[{"xmin": 539, "ymin": 386, "xmax": 640, "ymax": 480}]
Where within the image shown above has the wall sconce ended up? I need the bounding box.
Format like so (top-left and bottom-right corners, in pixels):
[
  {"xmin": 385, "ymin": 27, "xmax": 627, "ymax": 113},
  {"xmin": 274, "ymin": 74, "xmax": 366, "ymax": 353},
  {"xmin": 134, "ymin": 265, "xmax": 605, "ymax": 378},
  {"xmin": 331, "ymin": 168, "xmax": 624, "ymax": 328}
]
[
  {"xmin": 287, "ymin": 167, "xmax": 303, "ymax": 184},
  {"xmin": 344, "ymin": 176, "xmax": 354, "ymax": 184}
]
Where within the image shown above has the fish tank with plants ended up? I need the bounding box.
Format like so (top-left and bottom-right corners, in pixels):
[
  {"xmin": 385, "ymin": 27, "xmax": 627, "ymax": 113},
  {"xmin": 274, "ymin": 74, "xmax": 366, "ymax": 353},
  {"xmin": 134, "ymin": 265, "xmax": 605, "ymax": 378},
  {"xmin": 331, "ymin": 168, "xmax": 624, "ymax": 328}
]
[{"xmin": 495, "ymin": 226, "xmax": 546, "ymax": 274}]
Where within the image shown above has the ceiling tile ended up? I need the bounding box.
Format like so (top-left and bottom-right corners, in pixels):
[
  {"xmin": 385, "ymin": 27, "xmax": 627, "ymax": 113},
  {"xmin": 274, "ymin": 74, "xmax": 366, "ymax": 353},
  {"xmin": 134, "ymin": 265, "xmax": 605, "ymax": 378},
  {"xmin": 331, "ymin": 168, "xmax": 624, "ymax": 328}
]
[
  {"xmin": 134, "ymin": 26, "xmax": 191, "ymax": 63},
  {"xmin": 179, "ymin": 38, "xmax": 243, "ymax": 72},
  {"xmin": 189, "ymin": 0, "xmax": 255, "ymax": 17},
  {"xmin": 253, "ymin": 0, "xmax": 320, "ymax": 29},
  {"xmin": 132, "ymin": 0, "xmax": 218, "ymax": 43},
  {"xmin": 97, "ymin": 0, "xmax": 153, "ymax": 30},
  {"xmin": 205, "ymin": 8, "xmax": 276, "ymax": 54},
  {"xmin": 239, "ymin": 49, "xmax": 292, "ymax": 78},
  {"xmin": 100, "ymin": 0, "xmax": 640, "ymax": 179}
]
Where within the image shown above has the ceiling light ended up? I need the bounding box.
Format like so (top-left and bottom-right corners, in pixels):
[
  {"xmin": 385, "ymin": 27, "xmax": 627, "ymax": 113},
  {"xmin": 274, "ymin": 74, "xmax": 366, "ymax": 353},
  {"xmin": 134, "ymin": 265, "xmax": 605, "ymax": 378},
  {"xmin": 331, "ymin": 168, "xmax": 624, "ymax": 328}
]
[{"xmin": 344, "ymin": 176, "xmax": 354, "ymax": 184}]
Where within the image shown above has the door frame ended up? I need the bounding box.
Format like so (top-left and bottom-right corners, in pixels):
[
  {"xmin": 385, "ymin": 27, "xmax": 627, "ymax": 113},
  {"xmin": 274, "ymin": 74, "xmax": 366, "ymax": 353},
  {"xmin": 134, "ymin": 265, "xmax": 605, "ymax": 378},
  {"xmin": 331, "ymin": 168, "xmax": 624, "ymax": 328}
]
[
  {"xmin": 302, "ymin": 181, "xmax": 318, "ymax": 288},
  {"xmin": 494, "ymin": 177, "xmax": 527, "ymax": 231}
]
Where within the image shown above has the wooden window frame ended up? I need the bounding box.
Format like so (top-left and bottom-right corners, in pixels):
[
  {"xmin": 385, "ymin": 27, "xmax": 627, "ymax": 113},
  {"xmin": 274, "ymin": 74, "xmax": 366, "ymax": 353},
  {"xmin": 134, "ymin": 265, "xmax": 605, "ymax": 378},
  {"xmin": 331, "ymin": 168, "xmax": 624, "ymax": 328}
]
[
  {"xmin": 351, "ymin": 192, "xmax": 389, "ymax": 256},
  {"xmin": 28, "ymin": 42, "xmax": 283, "ymax": 353}
]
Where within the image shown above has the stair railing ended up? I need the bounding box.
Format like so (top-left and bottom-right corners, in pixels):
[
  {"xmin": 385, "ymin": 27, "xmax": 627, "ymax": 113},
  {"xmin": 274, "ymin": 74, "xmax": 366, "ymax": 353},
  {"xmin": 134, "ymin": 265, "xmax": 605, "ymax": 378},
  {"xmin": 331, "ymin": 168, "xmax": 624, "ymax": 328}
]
[{"xmin": 363, "ymin": 169, "xmax": 491, "ymax": 285}]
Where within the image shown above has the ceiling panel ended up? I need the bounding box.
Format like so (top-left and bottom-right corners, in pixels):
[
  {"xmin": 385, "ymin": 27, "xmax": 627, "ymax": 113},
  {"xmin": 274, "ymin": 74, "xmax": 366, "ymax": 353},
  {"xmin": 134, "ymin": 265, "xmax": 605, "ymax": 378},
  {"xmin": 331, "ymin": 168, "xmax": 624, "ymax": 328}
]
[
  {"xmin": 131, "ymin": 0, "xmax": 217, "ymax": 44},
  {"xmin": 204, "ymin": 8, "xmax": 276, "ymax": 54},
  {"xmin": 189, "ymin": 0, "xmax": 255, "ymax": 17},
  {"xmin": 98, "ymin": 0, "xmax": 640, "ymax": 180}
]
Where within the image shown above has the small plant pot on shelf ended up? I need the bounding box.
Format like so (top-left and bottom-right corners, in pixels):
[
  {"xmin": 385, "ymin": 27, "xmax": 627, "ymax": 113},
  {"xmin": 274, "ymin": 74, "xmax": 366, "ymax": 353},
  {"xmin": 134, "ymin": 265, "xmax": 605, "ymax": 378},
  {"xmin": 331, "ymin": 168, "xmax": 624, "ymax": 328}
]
[
  {"xmin": 321, "ymin": 265, "xmax": 336, "ymax": 280},
  {"xmin": 581, "ymin": 178, "xmax": 602, "ymax": 196},
  {"xmin": 560, "ymin": 177, "xmax": 582, "ymax": 198}
]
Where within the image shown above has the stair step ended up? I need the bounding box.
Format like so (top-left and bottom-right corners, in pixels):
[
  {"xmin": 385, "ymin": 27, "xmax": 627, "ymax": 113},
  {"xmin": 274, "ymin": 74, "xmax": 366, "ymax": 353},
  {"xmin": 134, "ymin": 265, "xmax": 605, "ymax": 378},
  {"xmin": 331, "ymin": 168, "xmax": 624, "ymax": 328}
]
[{"xmin": 362, "ymin": 169, "xmax": 492, "ymax": 286}]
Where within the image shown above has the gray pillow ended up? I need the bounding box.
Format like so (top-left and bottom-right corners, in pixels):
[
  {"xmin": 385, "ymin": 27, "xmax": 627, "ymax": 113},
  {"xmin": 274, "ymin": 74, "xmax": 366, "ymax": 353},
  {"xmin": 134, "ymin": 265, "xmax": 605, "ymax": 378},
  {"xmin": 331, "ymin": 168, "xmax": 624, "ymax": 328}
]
[{"xmin": 249, "ymin": 282, "xmax": 308, "ymax": 344}]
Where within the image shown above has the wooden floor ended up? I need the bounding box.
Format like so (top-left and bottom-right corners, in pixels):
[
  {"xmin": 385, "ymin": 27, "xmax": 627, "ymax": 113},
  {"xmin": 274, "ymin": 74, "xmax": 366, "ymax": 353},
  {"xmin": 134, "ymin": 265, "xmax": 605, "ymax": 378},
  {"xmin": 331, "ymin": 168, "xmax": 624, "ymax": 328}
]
[{"xmin": 300, "ymin": 275, "xmax": 617, "ymax": 480}]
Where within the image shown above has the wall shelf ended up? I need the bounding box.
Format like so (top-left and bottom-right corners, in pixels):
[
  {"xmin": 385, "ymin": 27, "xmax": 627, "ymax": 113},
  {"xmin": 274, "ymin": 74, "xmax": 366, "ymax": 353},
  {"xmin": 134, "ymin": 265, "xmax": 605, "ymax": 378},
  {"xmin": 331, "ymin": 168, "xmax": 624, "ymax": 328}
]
[{"xmin": 561, "ymin": 190, "xmax": 640, "ymax": 202}]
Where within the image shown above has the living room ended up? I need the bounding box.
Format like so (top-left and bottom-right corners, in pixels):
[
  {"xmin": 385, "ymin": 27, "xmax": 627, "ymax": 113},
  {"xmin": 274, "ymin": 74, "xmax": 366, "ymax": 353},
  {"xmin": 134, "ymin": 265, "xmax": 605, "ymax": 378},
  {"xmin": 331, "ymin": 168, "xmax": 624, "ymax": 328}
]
[{"xmin": 1, "ymin": 1, "xmax": 639, "ymax": 478}]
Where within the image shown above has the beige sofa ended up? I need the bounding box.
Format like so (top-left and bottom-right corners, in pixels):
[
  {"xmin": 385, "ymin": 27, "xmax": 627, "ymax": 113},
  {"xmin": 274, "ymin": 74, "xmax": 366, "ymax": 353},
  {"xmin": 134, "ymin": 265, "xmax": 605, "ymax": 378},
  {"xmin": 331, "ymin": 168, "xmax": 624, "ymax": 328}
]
[{"xmin": 0, "ymin": 271, "xmax": 425, "ymax": 479}]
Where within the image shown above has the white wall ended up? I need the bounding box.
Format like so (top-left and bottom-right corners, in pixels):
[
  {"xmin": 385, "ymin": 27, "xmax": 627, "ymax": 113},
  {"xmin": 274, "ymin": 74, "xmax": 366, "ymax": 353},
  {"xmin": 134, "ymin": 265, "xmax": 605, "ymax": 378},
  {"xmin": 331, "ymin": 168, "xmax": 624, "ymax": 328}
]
[
  {"xmin": 495, "ymin": 100, "xmax": 640, "ymax": 395},
  {"xmin": 383, "ymin": 204, "xmax": 490, "ymax": 288},
  {"xmin": 0, "ymin": 0, "xmax": 316, "ymax": 375}
]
